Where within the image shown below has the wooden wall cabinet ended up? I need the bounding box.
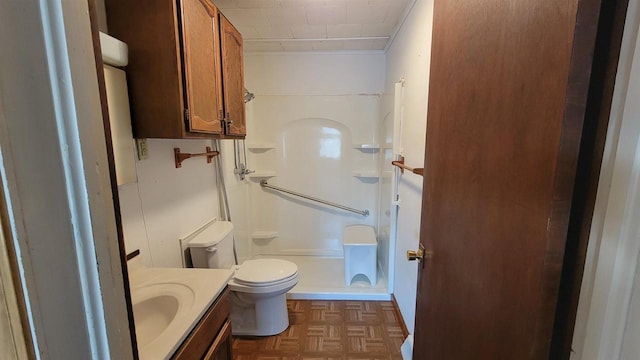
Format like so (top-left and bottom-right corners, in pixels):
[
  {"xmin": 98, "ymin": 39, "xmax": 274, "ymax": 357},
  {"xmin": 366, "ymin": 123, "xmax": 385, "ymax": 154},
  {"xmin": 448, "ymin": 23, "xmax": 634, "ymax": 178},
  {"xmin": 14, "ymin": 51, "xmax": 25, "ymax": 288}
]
[
  {"xmin": 172, "ymin": 287, "xmax": 232, "ymax": 360},
  {"xmin": 105, "ymin": 0, "xmax": 246, "ymax": 139}
]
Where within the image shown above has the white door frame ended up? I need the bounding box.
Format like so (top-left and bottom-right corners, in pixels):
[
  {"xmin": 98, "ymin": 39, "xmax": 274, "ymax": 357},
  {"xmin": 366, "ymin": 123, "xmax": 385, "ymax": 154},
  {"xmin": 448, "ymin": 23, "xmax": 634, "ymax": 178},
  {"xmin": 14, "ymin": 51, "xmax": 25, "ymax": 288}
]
[
  {"xmin": 571, "ymin": 0, "xmax": 640, "ymax": 358},
  {"xmin": 0, "ymin": 0, "xmax": 132, "ymax": 358}
]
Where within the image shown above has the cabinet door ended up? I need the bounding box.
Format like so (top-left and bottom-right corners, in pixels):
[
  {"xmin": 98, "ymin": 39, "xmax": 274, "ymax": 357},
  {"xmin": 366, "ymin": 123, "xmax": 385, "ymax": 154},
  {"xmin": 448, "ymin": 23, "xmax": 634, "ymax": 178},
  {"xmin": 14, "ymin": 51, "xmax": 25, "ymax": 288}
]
[
  {"xmin": 180, "ymin": 0, "xmax": 223, "ymax": 134},
  {"xmin": 203, "ymin": 320, "xmax": 232, "ymax": 360},
  {"xmin": 219, "ymin": 14, "xmax": 246, "ymax": 137},
  {"xmin": 173, "ymin": 288, "xmax": 230, "ymax": 359}
]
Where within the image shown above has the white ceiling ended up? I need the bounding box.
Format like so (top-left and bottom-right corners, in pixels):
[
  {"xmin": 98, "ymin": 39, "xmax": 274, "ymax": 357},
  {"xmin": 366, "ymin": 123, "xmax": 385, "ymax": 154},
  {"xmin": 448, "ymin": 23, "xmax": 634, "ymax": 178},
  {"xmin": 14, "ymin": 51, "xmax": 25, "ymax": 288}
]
[{"xmin": 212, "ymin": 0, "xmax": 411, "ymax": 52}]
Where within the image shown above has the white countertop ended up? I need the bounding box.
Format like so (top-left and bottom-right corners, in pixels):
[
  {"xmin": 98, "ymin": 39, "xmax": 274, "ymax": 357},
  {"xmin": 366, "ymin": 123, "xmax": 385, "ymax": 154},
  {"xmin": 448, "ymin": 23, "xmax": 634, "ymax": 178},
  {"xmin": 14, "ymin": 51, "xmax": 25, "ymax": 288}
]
[{"xmin": 128, "ymin": 265, "xmax": 233, "ymax": 360}]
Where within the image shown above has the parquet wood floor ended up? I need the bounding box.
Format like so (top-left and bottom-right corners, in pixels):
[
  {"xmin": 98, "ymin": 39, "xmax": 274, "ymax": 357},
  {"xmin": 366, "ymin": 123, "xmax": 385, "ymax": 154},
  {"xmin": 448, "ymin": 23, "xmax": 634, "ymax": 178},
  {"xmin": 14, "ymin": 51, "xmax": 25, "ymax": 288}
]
[{"xmin": 232, "ymin": 300, "xmax": 405, "ymax": 360}]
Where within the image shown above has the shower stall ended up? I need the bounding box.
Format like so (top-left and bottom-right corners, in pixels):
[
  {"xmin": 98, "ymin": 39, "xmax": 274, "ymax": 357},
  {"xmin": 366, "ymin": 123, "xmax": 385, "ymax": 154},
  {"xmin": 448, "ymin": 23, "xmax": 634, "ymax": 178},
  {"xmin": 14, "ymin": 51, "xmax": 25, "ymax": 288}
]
[{"xmin": 222, "ymin": 52, "xmax": 396, "ymax": 300}]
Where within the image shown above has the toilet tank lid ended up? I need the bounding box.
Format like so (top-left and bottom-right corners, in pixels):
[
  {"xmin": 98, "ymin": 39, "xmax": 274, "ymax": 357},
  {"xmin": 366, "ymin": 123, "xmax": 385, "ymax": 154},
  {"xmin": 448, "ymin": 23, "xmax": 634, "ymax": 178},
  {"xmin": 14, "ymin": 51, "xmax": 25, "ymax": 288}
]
[
  {"xmin": 344, "ymin": 225, "xmax": 377, "ymax": 245},
  {"xmin": 188, "ymin": 221, "xmax": 234, "ymax": 248}
]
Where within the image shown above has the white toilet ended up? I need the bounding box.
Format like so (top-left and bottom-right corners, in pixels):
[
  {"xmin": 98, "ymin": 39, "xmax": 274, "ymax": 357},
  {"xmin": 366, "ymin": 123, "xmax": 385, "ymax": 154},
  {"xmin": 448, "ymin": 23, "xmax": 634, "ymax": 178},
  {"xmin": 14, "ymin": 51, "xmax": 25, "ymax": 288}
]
[{"xmin": 188, "ymin": 221, "xmax": 299, "ymax": 336}]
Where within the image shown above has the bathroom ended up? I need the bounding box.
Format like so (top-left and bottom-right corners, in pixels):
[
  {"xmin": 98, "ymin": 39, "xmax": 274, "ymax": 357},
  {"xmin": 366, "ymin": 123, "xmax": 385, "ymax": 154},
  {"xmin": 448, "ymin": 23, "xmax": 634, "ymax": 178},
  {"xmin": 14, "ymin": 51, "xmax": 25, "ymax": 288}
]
[
  {"xmin": 2, "ymin": 0, "xmax": 640, "ymax": 359},
  {"xmin": 109, "ymin": 0, "xmax": 430, "ymax": 352},
  {"xmin": 96, "ymin": 0, "xmax": 640, "ymax": 357}
]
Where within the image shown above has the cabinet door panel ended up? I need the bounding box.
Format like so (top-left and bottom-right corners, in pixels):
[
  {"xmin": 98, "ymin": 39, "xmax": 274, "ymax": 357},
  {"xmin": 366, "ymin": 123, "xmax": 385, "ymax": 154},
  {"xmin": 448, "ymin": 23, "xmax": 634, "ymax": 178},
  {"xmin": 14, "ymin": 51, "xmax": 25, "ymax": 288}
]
[
  {"xmin": 220, "ymin": 14, "xmax": 246, "ymax": 137},
  {"xmin": 180, "ymin": 0, "xmax": 223, "ymax": 134},
  {"xmin": 173, "ymin": 288, "xmax": 230, "ymax": 359},
  {"xmin": 203, "ymin": 320, "xmax": 232, "ymax": 360}
]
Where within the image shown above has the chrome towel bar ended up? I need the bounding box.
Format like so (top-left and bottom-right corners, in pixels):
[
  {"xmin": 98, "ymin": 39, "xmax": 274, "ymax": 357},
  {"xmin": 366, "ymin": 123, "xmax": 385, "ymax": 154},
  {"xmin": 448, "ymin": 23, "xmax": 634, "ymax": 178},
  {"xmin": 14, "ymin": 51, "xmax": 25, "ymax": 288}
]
[{"xmin": 260, "ymin": 180, "xmax": 369, "ymax": 217}]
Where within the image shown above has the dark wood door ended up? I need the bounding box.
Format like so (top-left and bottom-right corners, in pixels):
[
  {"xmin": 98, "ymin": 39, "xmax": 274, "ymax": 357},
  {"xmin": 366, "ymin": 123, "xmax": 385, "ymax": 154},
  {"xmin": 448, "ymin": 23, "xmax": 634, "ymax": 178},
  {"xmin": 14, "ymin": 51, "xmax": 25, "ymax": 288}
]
[
  {"xmin": 414, "ymin": 0, "xmax": 605, "ymax": 358},
  {"xmin": 219, "ymin": 14, "xmax": 246, "ymax": 137},
  {"xmin": 180, "ymin": 0, "xmax": 223, "ymax": 134}
]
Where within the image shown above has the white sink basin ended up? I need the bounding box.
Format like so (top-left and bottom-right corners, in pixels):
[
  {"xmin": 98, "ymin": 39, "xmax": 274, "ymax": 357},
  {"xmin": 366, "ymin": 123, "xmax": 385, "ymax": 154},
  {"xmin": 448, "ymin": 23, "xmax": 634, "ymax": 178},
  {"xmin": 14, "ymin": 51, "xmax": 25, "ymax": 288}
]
[
  {"xmin": 128, "ymin": 266, "xmax": 233, "ymax": 359},
  {"xmin": 131, "ymin": 283, "xmax": 194, "ymax": 347}
]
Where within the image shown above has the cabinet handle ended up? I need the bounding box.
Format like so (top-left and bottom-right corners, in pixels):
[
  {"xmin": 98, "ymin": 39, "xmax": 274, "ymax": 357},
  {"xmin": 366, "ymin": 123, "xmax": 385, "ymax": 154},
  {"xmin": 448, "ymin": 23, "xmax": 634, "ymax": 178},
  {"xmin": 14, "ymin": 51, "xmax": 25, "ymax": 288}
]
[{"xmin": 225, "ymin": 112, "xmax": 233, "ymax": 134}]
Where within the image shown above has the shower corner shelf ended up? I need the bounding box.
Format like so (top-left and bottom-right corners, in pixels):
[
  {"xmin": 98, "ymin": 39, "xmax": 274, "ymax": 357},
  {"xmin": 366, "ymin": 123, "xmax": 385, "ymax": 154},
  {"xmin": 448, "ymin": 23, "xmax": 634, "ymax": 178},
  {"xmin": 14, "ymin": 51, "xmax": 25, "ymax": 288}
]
[
  {"xmin": 251, "ymin": 231, "xmax": 278, "ymax": 240},
  {"xmin": 353, "ymin": 143, "xmax": 380, "ymax": 150},
  {"xmin": 248, "ymin": 172, "xmax": 276, "ymax": 179},
  {"xmin": 352, "ymin": 171, "xmax": 380, "ymax": 178},
  {"xmin": 247, "ymin": 143, "xmax": 276, "ymax": 150}
]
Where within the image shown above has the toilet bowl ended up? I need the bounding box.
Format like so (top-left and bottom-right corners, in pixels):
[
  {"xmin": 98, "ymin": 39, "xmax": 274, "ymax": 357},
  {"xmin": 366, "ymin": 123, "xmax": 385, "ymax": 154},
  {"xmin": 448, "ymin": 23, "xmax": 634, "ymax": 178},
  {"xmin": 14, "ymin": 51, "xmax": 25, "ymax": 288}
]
[
  {"xmin": 227, "ymin": 259, "xmax": 298, "ymax": 336},
  {"xmin": 188, "ymin": 221, "xmax": 299, "ymax": 336}
]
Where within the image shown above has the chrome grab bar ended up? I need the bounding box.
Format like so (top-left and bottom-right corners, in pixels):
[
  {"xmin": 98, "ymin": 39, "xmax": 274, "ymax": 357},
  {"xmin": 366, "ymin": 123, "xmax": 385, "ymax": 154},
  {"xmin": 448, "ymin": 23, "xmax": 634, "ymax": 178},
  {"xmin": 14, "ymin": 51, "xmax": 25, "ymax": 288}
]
[{"xmin": 260, "ymin": 180, "xmax": 369, "ymax": 217}]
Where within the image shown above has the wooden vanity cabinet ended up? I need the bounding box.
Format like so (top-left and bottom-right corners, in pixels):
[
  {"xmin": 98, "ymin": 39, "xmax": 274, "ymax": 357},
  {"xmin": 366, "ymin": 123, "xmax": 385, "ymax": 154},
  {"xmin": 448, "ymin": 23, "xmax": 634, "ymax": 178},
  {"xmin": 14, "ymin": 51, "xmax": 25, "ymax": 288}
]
[
  {"xmin": 172, "ymin": 287, "xmax": 232, "ymax": 360},
  {"xmin": 105, "ymin": 0, "xmax": 246, "ymax": 139}
]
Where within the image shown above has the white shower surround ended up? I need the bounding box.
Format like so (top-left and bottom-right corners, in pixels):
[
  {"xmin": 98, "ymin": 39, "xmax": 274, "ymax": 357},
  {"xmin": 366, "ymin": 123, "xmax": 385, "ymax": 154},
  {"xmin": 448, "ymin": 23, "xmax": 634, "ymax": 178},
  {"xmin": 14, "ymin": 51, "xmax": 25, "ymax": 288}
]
[
  {"xmin": 249, "ymin": 95, "xmax": 380, "ymax": 257},
  {"xmin": 233, "ymin": 51, "xmax": 389, "ymax": 298}
]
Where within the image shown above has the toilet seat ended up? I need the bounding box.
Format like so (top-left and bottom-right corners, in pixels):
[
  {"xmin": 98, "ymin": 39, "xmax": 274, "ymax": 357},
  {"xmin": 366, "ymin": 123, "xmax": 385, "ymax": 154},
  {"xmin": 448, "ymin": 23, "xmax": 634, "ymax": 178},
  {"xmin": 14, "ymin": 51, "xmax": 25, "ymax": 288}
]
[
  {"xmin": 234, "ymin": 272, "xmax": 298, "ymax": 287},
  {"xmin": 229, "ymin": 274, "xmax": 298, "ymax": 294},
  {"xmin": 234, "ymin": 259, "xmax": 298, "ymax": 284},
  {"xmin": 229, "ymin": 259, "xmax": 299, "ymax": 294}
]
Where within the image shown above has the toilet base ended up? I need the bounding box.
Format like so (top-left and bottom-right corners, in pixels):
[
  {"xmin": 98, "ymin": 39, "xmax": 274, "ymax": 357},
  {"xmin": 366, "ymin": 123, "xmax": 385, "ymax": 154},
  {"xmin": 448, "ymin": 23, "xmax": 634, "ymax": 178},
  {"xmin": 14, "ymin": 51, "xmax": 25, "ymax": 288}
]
[{"xmin": 230, "ymin": 291, "xmax": 289, "ymax": 336}]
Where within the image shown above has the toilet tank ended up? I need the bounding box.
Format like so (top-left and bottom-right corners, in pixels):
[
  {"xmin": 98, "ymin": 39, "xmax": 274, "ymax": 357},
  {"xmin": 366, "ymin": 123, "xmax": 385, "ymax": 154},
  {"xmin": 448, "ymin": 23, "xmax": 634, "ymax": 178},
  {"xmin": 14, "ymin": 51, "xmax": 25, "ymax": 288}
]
[{"xmin": 188, "ymin": 221, "xmax": 235, "ymax": 269}]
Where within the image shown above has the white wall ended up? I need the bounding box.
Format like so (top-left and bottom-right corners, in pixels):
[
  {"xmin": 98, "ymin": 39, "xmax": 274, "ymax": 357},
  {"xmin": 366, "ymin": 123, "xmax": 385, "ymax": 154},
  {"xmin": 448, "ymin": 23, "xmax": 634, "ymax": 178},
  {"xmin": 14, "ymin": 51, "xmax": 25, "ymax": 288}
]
[
  {"xmin": 384, "ymin": 0, "xmax": 434, "ymax": 334},
  {"xmin": 118, "ymin": 139, "xmax": 221, "ymax": 268},
  {"xmin": 245, "ymin": 52, "xmax": 385, "ymax": 96}
]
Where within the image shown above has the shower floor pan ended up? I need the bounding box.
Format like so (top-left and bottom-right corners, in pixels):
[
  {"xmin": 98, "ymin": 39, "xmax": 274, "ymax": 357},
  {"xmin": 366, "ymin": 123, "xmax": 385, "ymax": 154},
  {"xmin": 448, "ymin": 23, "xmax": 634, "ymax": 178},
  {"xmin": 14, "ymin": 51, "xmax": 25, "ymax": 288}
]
[{"xmin": 253, "ymin": 255, "xmax": 390, "ymax": 301}]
